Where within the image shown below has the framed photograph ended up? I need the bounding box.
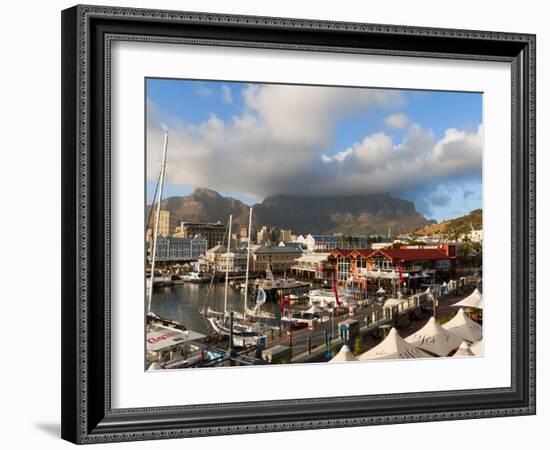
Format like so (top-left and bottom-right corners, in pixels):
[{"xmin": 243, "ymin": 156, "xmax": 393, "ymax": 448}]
[{"xmin": 61, "ymin": 5, "xmax": 536, "ymax": 444}]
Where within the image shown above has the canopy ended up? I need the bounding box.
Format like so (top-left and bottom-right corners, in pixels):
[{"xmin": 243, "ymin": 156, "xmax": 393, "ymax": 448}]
[
  {"xmin": 147, "ymin": 362, "xmax": 162, "ymax": 371},
  {"xmin": 442, "ymin": 308, "xmax": 482, "ymax": 343},
  {"xmin": 329, "ymin": 345, "xmax": 358, "ymax": 363},
  {"xmin": 453, "ymin": 341, "xmax": 475, "ymax": 357},
  {"xmin": 376, "ymin": 287, "xmax": 386, "ymax": 294},
  {"xmin": 453, "ymin": 288, "xmax": 483, "ymax": 309},
  {"xmin": 146, "ymin": 325, "xmax": 207, "ymax": 352},
  {"xmin": 405, "ymin": 317, "xmax": 463, "ymax": 357},
  {"xmin": 359, "ymin": 328, "xmax": 432, "ymax": 361},
  {"xmin": 305, "ymin": 305, "xmax": 321, "ymax": 315},
  {"xmin": 470, "ymin": 339, "xmax": 483, "ymax": 356}
]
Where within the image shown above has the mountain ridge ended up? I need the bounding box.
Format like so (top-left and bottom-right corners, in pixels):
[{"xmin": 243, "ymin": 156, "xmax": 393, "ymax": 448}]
[{"xmin": 152, "ymin": 188, "xmax": 431, "ymax": 236}]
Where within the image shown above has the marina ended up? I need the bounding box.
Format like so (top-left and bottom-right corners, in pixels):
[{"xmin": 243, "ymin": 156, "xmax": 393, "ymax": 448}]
[
  {"xmin": 148, "ymin": 274, "xmax": 482, "ymax": 368},
  {"xmin": 144, "ymin": 132, "xmax": 483, "ymax": 371}
]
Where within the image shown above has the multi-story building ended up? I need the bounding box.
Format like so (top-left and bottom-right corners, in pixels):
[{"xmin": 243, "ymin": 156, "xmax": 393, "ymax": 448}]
[
  {"xmin": 295, "ymin": 234, "xmax": 369, "ymax": 252},
  {"xmin": 290, "ymin": 252, "xmax": 331, "ymax": 281},
  {"xmin": 252, "ymin": 245, "xmax": 303, "ymax": 273},
  {"xmin": 279, "ymin": 229, "xmax": 292, "ymax": 242},
  {"xmin": 328, "ymin": 245, "xmax": 457, "ymax": 286},
  {"xmin": 153, "ymin": 235, "xmax": 208, "ymax": 263},
  {"xmin": 173, "ymin": 221, "xmax": 226, "ymax": 249},
  {"xmin": 202, "ymin": 245, "xmax": 250, "ymax": 273},
  {"xmin": 146, "ymin": 209, "xmax": 171, "ymax": 240}
]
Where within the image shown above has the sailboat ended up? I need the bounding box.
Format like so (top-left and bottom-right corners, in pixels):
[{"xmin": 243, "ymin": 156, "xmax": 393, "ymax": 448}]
[
  {"xmin": 145, "ymin": 132, "xmax": 207, "ymax": 369},
  {"xmin": 204, "ymin": 208, "xmax": 276, "ymax": 347}
]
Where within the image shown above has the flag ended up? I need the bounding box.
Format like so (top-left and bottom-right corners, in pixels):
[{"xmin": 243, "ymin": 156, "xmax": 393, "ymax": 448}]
[
  {"xmin": 332, "ymin": 274, "xmax": 341, "ymax": 307},
  {"xmin": 256, "ymin": 288, "xmax": 266, "ymax": 305},
  {"xmin": 398, "ymin": 263, "xmax": 404, "ymax": 283}
]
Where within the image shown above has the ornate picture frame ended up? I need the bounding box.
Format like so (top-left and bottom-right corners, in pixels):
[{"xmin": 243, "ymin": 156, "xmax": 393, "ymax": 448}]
[{"xmin": 61, "ymin": 5, "xmax": 536, "ymax": 444}]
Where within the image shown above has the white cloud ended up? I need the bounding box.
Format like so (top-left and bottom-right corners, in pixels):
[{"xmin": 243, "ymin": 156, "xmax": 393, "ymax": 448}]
[
  {"xmin": 195, "ymin": 86, "xmax": 214, "ymax": 97},
  {"xmin": 221, "ymin": 85, "xmax": 232, "ymax": 104},
  {"xmin": 147, "ymin": 84, "xmax": 481, "ymax": 202},
  {"xmin": 148, "ymin": 84, "xmax": 406, "ymax": 197},
  {"xmin": 385, "ymin": 112, "xmax": 410, "ymax": 129}
]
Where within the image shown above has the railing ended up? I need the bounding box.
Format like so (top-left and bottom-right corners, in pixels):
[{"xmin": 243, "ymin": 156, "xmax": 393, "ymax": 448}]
[{"xmin": 260, "ymin": 291, "xmax": 430, "ymax": 362}]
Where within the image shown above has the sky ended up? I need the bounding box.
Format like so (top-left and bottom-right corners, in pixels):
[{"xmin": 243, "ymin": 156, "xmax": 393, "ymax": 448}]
[{"xmin": 146, "ymin": 78, "xmax": 482, "ymax": 222}]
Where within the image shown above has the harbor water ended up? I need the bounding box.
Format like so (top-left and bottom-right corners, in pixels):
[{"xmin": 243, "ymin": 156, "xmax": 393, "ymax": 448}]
[{"xmin": 150, "ymin": 283, "xmax": 280, "ymax": 335}]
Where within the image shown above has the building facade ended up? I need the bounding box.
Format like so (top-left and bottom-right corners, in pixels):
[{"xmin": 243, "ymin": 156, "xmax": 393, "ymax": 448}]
[
  {"xmin": 252, "ymin": 245, "xmax": 303, "ymax": 273},
  {"xmin": 329, "ymin": 245, "xmax": 457, "ymax": 285},
  {"xmin": 290, "ymin": 252, "xmax": 331, "ymax": 281},
  {"xmin": 153, "ymin": 236, "xmax": 208, "ymax": 263},
  {"xmin": 174, "ymin": 221, "xmax": 226, "ymax": 249},
  {"xmin": 296, "ymin": 234, "xmax": 369, "ymax": 252},
  {"xmin": 146, "ymin": 209, "xmax": 172, "ymax": 240},
  {"xmin": 202, "ymin": 245, "xmax": 250, "ymax": 273}
]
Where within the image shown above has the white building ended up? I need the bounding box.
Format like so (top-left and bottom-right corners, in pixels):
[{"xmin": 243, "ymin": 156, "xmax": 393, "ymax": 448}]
[{"xmin": 153, "ymin": 236, "xmax": 208, "ymax": 262}]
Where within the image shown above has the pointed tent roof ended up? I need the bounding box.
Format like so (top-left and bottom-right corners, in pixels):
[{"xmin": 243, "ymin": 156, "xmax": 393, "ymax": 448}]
[
  {"xmin": 147, "ymin": 362, "xmax": 162, "ymax": 371},
  {"xmin": 453, "ymin": 341, "xmax": 475, "ymax": 357},
  {"xmin": 376, "ymin": 287, "xmax": 386, "ymax": 294},
  {"xmin": 470, "ymin": 339, "xmax": 483, "ymax": 356},
  {"xmin": 305, "ymin": 305, "xmax": 321, "ymax": 315},
  {"xmin": 453, "ymin": 288, "xmax": 483, "ymax": 309},
  {"xmin": 405, "ymin": 317, "xmax": 463, "ymax": 357},
  {"xmin": 359, "ymin": 328, "xmax": 432, "ymax": 361},
  {"xmin": 443, "ymin": 308, "xmax": 482, "ymax": 343},
  {"xmin": 329, "ymin": 345, "xmax": 358, "ymax": 363}
]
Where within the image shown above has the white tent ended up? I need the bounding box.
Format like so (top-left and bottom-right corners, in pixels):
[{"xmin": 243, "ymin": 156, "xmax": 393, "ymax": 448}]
[
  {"xmin": 442, "ymin": 308, "xmax": 482, "ymax": 343},
  {"xmin": 453, "ymin": 288, "xmax": 483, "ymax": 309},
  {"xmin": 470, "ymin": 339, "xmax": 483, "ymax": 356},
  {"xmin": 359, "ymin": 328, "xmax": 432, "ymax": 361},
  {"xmin": 147, "ymin": 362, "xmax": 162, "ymax": 371},
  {"xmin": 376, "ymin": 287, "xmax": 386, "ymax": 294},
  {"xmin": 329, "ymin": 345, "xmax": 358, "ymax": 363},
  {"xmin": 405, "ymin": 317, "xmax": 463, "ymax": 357},
  {"xmin": 305, "ymin": 305, "xmax": 321, "ymax": 315},
  {"xmin": 453, "ymin": 341, "xmax": 475, "ymax": 357}
]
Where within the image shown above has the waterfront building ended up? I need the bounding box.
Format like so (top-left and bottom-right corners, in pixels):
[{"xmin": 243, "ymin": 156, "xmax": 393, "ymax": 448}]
[
  {"xmin": 153, "ymin": 235, "xmax": 208, "ymax": 263},
  {"xmin": 296, "ymin": 234, "xmax": 369, "ymax": 252},
  {"xmin": 252, "ymin": 245, "xmax": 303, "ymax": 273},
  {"xmin": 202, "ymin": 244, "xmax": 250, "ymax": 273},
  {"xmin": 329, "ymin": 245, "xmax": 457, "ymax": 285},
  {"xmin": 174, "ymin": 221, "xmax": 226, "ymax": 249},
  {"xmin": 291, "ymin": 252, "xmax": 331, "ymax": 281}
]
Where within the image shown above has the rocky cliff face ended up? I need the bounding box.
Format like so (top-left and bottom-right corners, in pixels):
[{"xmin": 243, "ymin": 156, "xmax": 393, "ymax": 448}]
[
  {"xmin": 254, "ymin": 193, "xmax": 430, "ymax": 235},
  {"xmin": 154, "ymin": 188, "xmax": 430, "ymax": 235}
]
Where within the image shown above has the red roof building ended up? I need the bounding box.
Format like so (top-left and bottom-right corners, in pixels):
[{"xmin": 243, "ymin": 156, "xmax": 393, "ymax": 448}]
[{"xmin": 328, "ymin": 245, "xmax": 456, "ymax": 285}]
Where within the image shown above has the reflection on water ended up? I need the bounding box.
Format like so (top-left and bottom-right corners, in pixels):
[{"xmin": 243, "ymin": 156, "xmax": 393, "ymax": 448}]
[{"xmin": 150, "ymin": 283, "xmax": 279, "ymax": 335}]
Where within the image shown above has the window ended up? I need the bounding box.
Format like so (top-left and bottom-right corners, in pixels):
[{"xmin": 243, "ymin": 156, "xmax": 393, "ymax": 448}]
[{"xmin": 337, "ymin": 257, "xmax": 350, "ymax": 281}]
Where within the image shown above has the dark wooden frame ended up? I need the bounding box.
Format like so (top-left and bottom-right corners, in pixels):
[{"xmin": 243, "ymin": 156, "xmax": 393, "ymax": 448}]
[{"xmin": 61, "ymin": 4, "xmax": 536, "ymax": 444}]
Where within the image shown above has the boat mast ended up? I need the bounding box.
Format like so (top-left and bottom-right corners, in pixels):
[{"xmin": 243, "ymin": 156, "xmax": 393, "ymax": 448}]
[
  {"xmin": 223, "ymin": 215, "xmax": 233, "ymax": 318},
  {"xmin": 147, "ymin": 132, "xmax": 169, "ymax": 314},
  {"xmin": 243, "ymin": 207, "xmax": 253, "ymax": 320}
]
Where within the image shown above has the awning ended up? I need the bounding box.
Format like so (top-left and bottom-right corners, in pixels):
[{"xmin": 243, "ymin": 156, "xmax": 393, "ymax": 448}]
[
  {"xmin": 329, "ymin": 345, "xmax": 358, "ymax": 363},
  {"xmin": 359, "ymin": 328, "xmax": 432, "ymax": 360},
  {"xmin": 405, "ymin": 317, "xmax": 463, "ymax": 357},
  {"xmin": 453, "ymin": 288, "xmax": 483, "ymax": 309},
  {"xmin": 453, "ymin": 341, "xmax": 475, "ymax": 357},
  {"xmin": 146, "ymin": 325, "xmax": 206, "ymax": 352},
  {"xmin": 442, "ymin": 308, "xmax": 482, "ymax": 343}
]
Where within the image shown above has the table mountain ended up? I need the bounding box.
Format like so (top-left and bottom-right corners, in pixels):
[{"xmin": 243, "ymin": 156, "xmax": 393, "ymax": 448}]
[{"xmin": 153, "ymin": 188, "xmax": 430, "ymax": 236}]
